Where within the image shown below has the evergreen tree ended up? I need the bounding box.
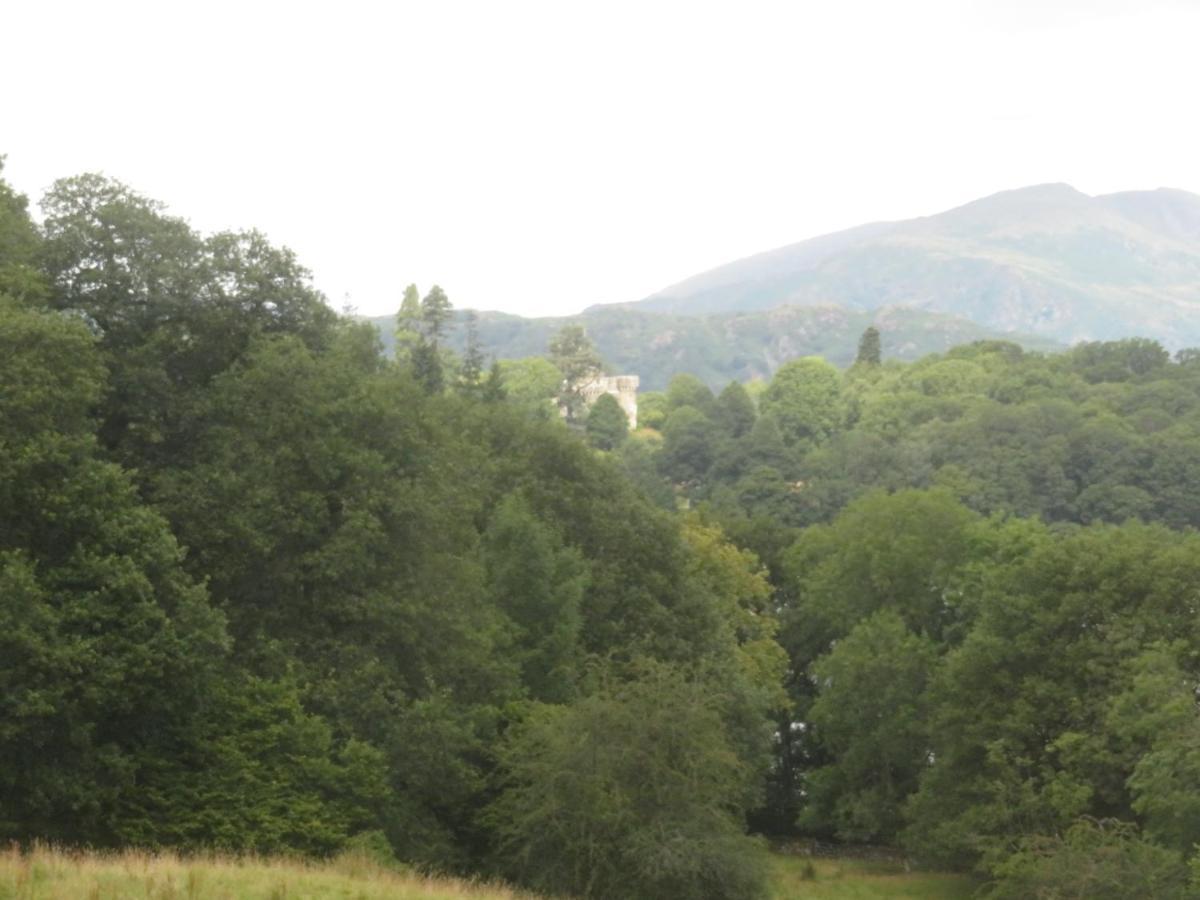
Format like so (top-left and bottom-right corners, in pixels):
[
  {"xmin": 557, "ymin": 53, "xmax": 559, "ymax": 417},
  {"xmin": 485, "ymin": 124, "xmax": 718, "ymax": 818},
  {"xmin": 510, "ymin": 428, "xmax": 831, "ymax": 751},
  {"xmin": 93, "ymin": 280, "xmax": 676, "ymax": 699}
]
[
  {"xmin": 394, "ymin": 283, "xmax": 422, "ymax": 362},
  {"xmin": 411, "ymin": 338, "xmax": 444, "ymax": 393},
  {"xmin": 585, "ymin": 393, "xmax": 629, "ymax": 450},
  {"xmin": 855, "ymin": 325, "xmax": 882, "ymax": 366},
  {"xmin": 482, "ymin": 359, "xmax": 506, "ymax": 403},
  {"xmin": 548, "ymin": 325, "xmax": 603, "ymax": 422},
  {"xmin": 458, "ymin": 310, "xmax": 486, "ymax": 394},
  {"xmin": 420, "ymin": 284, "xmax": 453, "ymax": 344}
]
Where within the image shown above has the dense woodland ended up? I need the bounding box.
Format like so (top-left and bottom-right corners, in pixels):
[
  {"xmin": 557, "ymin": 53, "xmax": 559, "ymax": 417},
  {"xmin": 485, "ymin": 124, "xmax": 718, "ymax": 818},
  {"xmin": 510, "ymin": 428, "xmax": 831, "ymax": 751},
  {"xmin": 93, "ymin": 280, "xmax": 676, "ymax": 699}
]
[{"xmin": 4, "ymin": 161, "xmax": 1200, "ymax": 898}]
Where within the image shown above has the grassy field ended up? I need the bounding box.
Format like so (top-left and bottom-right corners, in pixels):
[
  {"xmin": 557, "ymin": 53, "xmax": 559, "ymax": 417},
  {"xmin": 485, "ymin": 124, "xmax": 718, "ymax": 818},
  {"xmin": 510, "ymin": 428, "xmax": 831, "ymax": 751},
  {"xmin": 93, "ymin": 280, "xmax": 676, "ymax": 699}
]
[
  {"xmin": 0, "ymin": 844, "xmax": 977, "ymax": 899},
  {"xmin": 0, "ymin": 845, "xmax": 534, "ymax": 900},
  {"xmin": 769, "ymin": 853, "xmax": 976, "ymax": 899}
]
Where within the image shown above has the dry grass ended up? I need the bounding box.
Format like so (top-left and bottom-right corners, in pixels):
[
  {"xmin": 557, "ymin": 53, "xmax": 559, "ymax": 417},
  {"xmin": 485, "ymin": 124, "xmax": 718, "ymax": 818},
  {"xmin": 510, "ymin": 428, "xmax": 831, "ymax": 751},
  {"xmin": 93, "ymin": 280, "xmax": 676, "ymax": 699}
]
[
  {"xmin": 0, "ymin": 843, "xmax": 977, "ymax": 900},
  {"xmin": 0, "ymin": 844, "xmax": 537, "ymax": 900}
]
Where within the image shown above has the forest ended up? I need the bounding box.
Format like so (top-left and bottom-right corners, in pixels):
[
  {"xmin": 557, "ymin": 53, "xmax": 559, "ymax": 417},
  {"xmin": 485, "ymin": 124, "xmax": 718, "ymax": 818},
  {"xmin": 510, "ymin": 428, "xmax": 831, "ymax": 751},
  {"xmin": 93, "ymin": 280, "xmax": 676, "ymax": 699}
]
[{"xmin": 3, "ymin": 161, "xmax": 1200, "ymax": 899}]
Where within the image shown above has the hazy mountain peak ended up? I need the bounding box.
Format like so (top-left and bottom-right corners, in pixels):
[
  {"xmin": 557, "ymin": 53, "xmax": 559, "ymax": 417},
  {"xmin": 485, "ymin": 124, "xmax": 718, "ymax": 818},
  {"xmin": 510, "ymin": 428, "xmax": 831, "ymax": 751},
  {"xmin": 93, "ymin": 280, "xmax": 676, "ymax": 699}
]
[
  {"xmin": 620, "ymin": 183, "xmax": 1200, "ymax": 349},
  {"xmin": 1097, "ymin": 186, "xmax": 1200, "ymax": 242}
]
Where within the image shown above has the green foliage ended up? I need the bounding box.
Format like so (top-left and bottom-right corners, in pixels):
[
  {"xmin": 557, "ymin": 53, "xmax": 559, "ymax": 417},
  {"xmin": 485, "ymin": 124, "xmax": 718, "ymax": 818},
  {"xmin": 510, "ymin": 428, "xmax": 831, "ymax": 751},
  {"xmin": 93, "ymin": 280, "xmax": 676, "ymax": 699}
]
[
  {"xmin": 1107, "ymin": 646, "xmax": 1200, "ymax": 854},
  {"xmin": 637, "ymin": 390, "xmax": 668, "ymax": 429},
  {"xmin": 421, "ymin": 284, "xmax": 454, "ymax": 343},
  {"xmin": 370, "ymin": 304, "xmax": 1062, "ymax": 392},
  {"xmin": 0, "ymin": 158, "xmax": 48, "ymax": 303},
  {"xmin": 40, "ymin": 173, "xmax": 337, "ymax": 468},
  {"xmin": 116, "ymin": 675, "xmax": 388, "ymax": 854},
  {"xmin": 715, "ymin": 381, "xmax": 757, "ymax": 437},
  {"xmin": 759, "ymin": 357, "xmax": 844, "ymax": 446},
  {"xmin": 0, "ymin": 168, "xmax": 793, "ymax": 892},
  {"xmin": 981, "ymin": 818, "xmax": 1190, "ymax": 900},
  {"xmin": 496, "ymin": 356, "xmax": 561, "ymax": 411},
  {"xmin": 490, "ymin": 663, "xmax": 770, "ymax": 900},
  {"xmin": 660, "ymin": 405, "xmax": 715, "ymax": 483},
  {"xmin": 769, "ymin": 854, "xmax": 975, "ymax": 899},
  {"xmin": 0, "ymin": 303, "xmax": 228, "ymax": 845},
  {"xmin": 19, "ymin": 159, "xmax": 1200, "ymax": 900},
  {"xmin": 548, "ymin": 324, "xmax": 603, "ymax": 421},
  {"xmin": 458, "ymin": 309, "xmax": 486, "ymax": 393},
  {"xmin": 783, "ymin": 489, "xmax": 981, "ymax": 643},
  {"xmin": 904, "ymin": 522, "xmax": 1200, "ymax": 868},
  {"xmin": 394, "ymin": 283, "xmax": 422, "ymax": 361},
  {"xmin": 1070, "ymin": 337, "xmax": 1170, "ymax": 383},
  {"xmin": 666, "ymin": 372, "xmax": 717, "ymax": 416},
  {"xmin": 803, "ymin": 611, "xmax": 937, "ymax": 843},
  {"xmin": 482, "ymin": 494, "xmax": 587, "ymax": 702},
  {"xmin": 855, "ymin": 325, "xmax": 882, "ymax": 366},
  {"xmin": 585, "ymin": 392, "xmax": 629, "ymax": 450},
  {"xmin": 411, "ymin": 336, "xmax": 445, "ymax": 392}
]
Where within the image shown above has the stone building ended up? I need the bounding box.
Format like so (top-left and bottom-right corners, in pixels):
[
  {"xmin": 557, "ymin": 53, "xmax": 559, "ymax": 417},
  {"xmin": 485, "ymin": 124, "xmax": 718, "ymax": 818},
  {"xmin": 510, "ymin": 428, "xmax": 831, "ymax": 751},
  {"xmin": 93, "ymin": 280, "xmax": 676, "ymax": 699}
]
[{"xmin": 577, "ymin": 375, "xmax": 639, "ymax": 429}]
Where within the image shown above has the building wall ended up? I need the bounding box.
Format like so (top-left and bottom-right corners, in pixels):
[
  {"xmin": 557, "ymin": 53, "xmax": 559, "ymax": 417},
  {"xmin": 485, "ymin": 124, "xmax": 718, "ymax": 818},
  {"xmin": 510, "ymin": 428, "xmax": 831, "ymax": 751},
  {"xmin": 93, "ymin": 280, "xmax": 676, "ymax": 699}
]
[{"xmin": 579, "ymin": 375, "xmax": 639, "ymax": 429}]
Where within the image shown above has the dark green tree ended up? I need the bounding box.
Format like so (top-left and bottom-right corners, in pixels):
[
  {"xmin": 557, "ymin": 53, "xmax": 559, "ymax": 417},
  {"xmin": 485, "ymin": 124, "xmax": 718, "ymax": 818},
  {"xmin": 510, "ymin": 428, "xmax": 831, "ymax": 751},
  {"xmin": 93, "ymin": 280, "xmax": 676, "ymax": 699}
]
[
  {"xmin": 855, "ymin": 325, "xmax": 882, "ymax": 366},
  {"xmin": 660, "ymin": 405, "xmax": 715, "ymax": 483},
  {"xmin": 40, "ymin": 174, "xmax": 336, "ymax": 468},
  {"xmin": 905, "ymin": 522, "xmax": 1200, "ymax": 868},
  {"xmin": 802, "ymin": 610, "xmax": 937, "ymax": 842},
  {"xmin": 714, "ymin": 381, "xmax": 757, "ymax": 438},
  {"xmin": 481, "ymin": 494, "xmax": 588, "ymax": 702},
  {"xmin": 482, "ymin": 359, "xmax": 507, "ymax": 403},
  {"xmin": 458, "ymin": 309, "xmax": 486, "ymax": 394},
  {"xmin": 411, "ymin": 337, "xmax": 444, "ymax": 393},
  {"xmin": 585, "ymin": 392, "xmax": 629, "ymax": 450},
  {"xmin": 0, "ymin": 302, "xmax": 229, "ymax": 846}
]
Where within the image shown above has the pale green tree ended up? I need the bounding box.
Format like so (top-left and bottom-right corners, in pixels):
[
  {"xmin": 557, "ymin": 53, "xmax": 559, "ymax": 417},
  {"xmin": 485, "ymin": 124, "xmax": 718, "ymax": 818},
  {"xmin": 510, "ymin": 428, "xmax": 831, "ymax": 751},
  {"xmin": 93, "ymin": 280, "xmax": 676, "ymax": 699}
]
[
  {"xmin": 548, "ymin": 325, "xmax": 603, "ymax": 421},
  {"xmin": 759, "ymin": 357, "xmax": 845, "ymax": 446}
]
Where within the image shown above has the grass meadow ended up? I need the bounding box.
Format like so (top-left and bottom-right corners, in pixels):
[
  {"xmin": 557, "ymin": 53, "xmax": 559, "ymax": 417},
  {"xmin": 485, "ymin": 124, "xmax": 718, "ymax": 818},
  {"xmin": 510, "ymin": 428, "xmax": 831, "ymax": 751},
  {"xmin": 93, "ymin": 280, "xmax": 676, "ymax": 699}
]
[
  {"xmin": 0, "ymin": 844, "xmax": 534, "ymax": 900},
  {"xmin": 0, "ymin": 844, "xmax": 977, "ymax": 899}
]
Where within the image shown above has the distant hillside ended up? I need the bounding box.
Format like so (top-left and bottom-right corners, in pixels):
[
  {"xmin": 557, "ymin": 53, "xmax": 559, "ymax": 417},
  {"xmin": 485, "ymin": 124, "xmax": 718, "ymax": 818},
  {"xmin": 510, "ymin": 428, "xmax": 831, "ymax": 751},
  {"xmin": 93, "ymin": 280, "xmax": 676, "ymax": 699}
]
[
  {"xmin": 367, "ymin": 305, "xmax": 1061, "ymax": 391},
  {"xmin": 614, "ymin": 184, "xmax": 1200, "ymax": 349}
]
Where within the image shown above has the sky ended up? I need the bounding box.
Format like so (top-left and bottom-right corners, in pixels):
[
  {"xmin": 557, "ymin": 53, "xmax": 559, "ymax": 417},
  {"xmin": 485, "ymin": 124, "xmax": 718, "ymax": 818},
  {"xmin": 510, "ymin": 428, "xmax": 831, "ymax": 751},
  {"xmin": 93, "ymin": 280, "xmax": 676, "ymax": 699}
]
[{"xmin": 4, "ymin": 0, "xmax": 1199, "ymax": 319}]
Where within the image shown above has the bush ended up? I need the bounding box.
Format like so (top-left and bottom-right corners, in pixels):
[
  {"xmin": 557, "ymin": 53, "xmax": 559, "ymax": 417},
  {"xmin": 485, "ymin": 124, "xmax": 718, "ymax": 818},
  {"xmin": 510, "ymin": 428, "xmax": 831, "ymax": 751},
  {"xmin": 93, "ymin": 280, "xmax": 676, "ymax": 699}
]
[
  {"xmin": 489, "ymin": 662, "xmax": 769, "ymax": 900},
  {"xmin": 982, "ymin": 818, "xmax": 1190, "ymax": 900}
]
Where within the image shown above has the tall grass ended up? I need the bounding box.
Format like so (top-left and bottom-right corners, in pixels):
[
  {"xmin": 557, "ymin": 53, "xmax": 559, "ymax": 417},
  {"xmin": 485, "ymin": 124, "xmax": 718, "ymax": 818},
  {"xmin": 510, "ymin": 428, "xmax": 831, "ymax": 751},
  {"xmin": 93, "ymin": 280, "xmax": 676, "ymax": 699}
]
[
  {"xmin": 0, "ymin": 844, "xmax": 537, "ymax": 900},
  {"xmin": 0, "ymin": 843, "xmax": 977, "ymax": 900}
]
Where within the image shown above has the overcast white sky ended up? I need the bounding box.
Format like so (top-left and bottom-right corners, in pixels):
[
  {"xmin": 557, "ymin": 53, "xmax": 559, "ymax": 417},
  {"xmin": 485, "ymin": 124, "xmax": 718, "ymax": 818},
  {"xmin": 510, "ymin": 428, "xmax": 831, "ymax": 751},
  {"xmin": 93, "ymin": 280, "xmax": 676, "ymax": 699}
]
[{"xmin": 4, "ymin": 0, "xmax": 1199, "ymax": 318}]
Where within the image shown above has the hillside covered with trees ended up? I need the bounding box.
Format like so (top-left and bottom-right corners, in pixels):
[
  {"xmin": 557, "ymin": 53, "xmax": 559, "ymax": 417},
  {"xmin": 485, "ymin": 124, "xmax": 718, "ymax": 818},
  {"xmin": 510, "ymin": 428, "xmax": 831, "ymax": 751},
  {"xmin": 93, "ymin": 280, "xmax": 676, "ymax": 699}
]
[
  {"xmin": 368, "ymin": 303, "xmax": 1060, "ymax": 391},
  {"xmin": 5, "ymin": 161, "xmax": 1200, "ymax": 898}
]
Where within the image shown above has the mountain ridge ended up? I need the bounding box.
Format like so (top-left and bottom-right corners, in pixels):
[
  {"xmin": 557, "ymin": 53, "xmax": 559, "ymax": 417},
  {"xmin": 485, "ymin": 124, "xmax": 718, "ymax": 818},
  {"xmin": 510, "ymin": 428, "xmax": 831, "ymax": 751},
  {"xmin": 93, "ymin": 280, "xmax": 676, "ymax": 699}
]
[{"xmin": 606, "ymin": 184, "xmax": 1200, "ymax": 349}]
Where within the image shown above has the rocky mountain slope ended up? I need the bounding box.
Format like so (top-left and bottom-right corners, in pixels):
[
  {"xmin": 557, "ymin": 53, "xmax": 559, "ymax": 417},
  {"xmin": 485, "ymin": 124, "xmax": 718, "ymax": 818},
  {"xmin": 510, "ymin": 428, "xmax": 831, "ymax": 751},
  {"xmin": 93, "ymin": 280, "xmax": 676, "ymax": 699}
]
[{"xmin": 614, "ymin": 184, "xmax": 1200, "ymax": 349}]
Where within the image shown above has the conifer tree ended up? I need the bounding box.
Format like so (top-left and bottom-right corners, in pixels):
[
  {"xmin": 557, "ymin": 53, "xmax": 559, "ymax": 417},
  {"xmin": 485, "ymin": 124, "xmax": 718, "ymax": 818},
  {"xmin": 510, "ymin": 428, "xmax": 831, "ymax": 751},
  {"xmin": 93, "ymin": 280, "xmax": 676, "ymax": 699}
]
[
  {"xmin": 458, "ymin": 310, "xmax": 486, "ymax": 394},
  {"xmin": 855, "ymin": 325, "xmax": 882, "ymax": 366},
  {"xmin": 420, "ymin": 285, "xmax": 453, "ymax": 344}
]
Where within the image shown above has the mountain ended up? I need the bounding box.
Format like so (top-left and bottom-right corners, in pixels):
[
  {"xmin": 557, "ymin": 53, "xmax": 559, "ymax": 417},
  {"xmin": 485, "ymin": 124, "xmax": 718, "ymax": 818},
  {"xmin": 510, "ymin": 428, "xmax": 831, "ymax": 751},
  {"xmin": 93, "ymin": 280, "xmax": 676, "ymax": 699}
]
[
  {"xmin": 368, "ymin": 305, "xmax": 1060, "ymax": 391},
  {"xmin": 612, "ymin": 184, "xmax": 1200, "ymax": 349}
]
